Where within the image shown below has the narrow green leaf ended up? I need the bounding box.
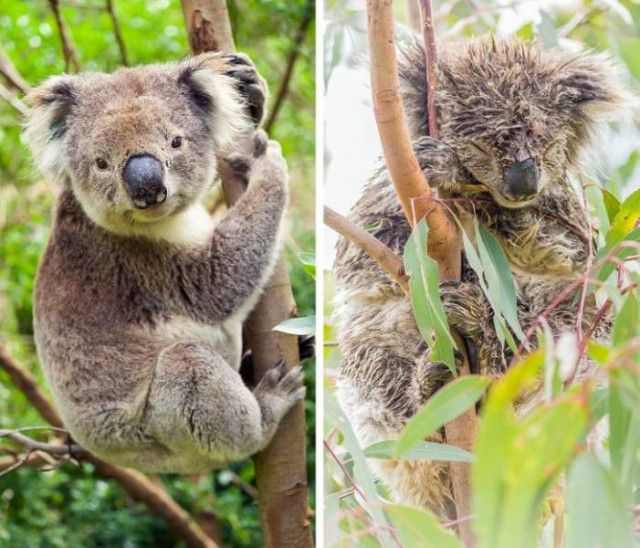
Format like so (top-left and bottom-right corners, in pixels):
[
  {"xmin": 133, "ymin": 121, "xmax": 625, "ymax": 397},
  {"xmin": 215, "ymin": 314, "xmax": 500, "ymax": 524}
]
[
  {"xmin": 476, "ymin": 223, "xmax": 526, "ymax": 341},
  {"xmin": 273, "ymin": 315, "xmax": 315, "ymax": 335},
  {"xmin": 594, "ymin": 227, "xmax": 640, "ymax": 282},
  {"xmin": 385, "ymin": 504, "xmax": 463, "ymax": 548},
  {"xmin": 365, "ymin": 440, "xmax": 474, "ymax": 463},
  {"xmin": 607, "ymin": 188, "xmax": 640, "ymax": 246},
  {"xmin": 566, "ymin": 453, "xmax": 635, "ymax": 548},
  {"xmin": 404, "ymin": 220, "xmax": 456, "ymax": 372},
  {"xmin": 298, "ymin": 252, "xmax": 316, "ymax": 279},
  {"xmin": 396, "ymin": 376, "xmax": 490, "ymax": 457}
]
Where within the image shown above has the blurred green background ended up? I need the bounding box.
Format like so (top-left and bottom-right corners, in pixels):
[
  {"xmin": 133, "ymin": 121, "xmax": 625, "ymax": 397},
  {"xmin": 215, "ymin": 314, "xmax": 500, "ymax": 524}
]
[{"xmin": 0, "ymin": 0, "xmax": 315, "ymax": 546}]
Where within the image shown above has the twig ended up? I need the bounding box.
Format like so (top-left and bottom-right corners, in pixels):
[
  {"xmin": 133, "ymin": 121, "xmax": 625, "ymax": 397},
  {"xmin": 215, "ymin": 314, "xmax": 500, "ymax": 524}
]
[
  {"xmin": 0, "ymin": 45, "xmax": 29, "ymax": 94},
  {"xmin": 0, "ymin": 429, "xmax": 84, "ymax": 456},
  {"xmin": 324, "ymin": 206, "xmax": 409, "ymax": 293},
  {"xmin": 0, "ymin": 344, "xmax": 217, "ymax": 548},
  {"xmin": 0, "ymin": 82, "xmax": 30, "ymax": 116},
  {"xmin": 405, "ymin": 0, "xmax": 421, "ymax": 32},
  {"xmin": 106, "ymin": 0, "xmax": 129, "ymax": 66},
  {"xmin": 264, "ymin": 0, "xmax": 314, "ymax": 132},
  {"xmin": 48, "ymin": 0, "xmax": 82, "ymax": 72},
  {"xmin": 419, "ymin": 0, "xmax": 438, "ymax": 140}
]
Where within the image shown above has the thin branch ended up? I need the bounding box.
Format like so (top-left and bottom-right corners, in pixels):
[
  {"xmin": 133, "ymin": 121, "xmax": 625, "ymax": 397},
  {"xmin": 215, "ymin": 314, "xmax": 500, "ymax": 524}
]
[
  {"xmin": 0, "ymin": 344, "xmax": 217, "ymax": 548},
  {"xmin": 0, "ymin": 429, "xmax": 84, "ymax": 456},
  {"xmin": 48, "ymin": 0, "xmax": 82, "ymax": 72},
  {"xmin": 264, "ymin": 0, "xmax": 314, "ymax": 133},
  {"xmin": 0, "ymin": 45, "xmax": 29, "ymax": 94},
  {"xmin": 0, "ymin": 83, "xmax": 30, "ymax": 116},
  {"xmin": 405, "ymin": 0, "xmax": 422, "ymax": 32},
  {"xmin": 324, "ymin": 206, "xmax": 409, "ymax": 293},
  {"xmin": 106, "ymin": 0, "xmax": 129, "ymax": 66},
  {"xmin": 419, "ymin": 0, "xmax": 438, "ymax": 140}
]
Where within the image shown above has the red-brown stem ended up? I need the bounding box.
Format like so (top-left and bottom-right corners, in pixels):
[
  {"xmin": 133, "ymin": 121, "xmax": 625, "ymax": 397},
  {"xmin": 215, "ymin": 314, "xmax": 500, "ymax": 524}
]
[{"xmin": 419, "ymin": 0, "xmax": 439, "ymax": 139}]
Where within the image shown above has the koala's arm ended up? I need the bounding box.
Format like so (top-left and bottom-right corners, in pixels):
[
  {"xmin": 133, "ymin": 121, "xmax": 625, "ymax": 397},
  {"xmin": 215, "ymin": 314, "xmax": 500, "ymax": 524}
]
[{"xmin": 183, "ymin": 132, "xmax": 287, "ymax": 322}]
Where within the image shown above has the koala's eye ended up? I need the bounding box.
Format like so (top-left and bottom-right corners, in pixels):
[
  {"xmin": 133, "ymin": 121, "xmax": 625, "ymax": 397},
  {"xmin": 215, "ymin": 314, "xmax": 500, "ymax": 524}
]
[
  {"xmin": 95, "ymin": 158, "xmax": 108, "ymax": 170},
  {"xmin": 171, "ymin": 136, "xmax": 183, "ymax": 149}
]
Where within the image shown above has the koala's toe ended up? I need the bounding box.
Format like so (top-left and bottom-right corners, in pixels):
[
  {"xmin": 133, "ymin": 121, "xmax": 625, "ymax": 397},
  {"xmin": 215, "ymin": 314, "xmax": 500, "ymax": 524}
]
[
  {"xmin": 223, "ymin": 52, "xmax": 252, "ymax": 67},
  {"xmin": 280, "ymin": 365, "xmax": 304, "ymax": 393}
]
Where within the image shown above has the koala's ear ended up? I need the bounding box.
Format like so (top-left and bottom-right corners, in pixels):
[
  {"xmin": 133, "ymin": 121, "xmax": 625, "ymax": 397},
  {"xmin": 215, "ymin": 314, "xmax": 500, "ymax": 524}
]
[
  {"xmin": 177, "ymin": 53, "xmax": 250, "ymax": 151},
  {"xmin": 554, "ymin": 52, "xmax": 631, "ymax": 117},
  {"xmin": 23, "ymin": 76, "xmax": 77, "ymax": 180}
]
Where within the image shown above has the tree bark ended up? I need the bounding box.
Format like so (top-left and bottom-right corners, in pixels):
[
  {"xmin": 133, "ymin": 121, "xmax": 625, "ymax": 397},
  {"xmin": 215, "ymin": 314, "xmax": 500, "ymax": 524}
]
[
  {"xmin": 180, "ymin": 3, "xmax": 313, "ymax": 547},
  {"xmin": 365, "ymin": 1, "xmax": 477, "ymax": 545}
]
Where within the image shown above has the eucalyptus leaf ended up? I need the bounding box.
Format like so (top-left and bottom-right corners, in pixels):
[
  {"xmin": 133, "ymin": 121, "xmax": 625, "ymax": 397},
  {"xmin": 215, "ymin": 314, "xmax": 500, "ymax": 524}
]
[
  {"xmin": 396, "ymin": 376, "xmax": 490, "ymax": 457},
  {"xmin": 365, "ymin": 440, "xmax": 474, "ymax": 463},
  {"xmin": 273, "ymin": 315, "xmax": 315, "ymax": 335}
]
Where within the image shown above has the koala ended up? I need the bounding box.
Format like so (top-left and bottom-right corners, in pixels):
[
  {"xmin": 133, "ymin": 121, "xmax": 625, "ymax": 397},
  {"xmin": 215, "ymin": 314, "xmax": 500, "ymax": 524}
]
[
  {"xmin": 334, "ymin": 36, "xmax": 628, "ymax": 517},
  {"xmin": 24, "ymin": 53, "xmax": 305, "ymax": 473}
]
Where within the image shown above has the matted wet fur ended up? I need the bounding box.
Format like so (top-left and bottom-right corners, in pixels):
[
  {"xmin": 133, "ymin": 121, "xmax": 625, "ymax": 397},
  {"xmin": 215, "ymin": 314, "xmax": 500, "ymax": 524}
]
[{"xmin": 334, "ymin": 36, "xmax": 629, "ymax": 517}]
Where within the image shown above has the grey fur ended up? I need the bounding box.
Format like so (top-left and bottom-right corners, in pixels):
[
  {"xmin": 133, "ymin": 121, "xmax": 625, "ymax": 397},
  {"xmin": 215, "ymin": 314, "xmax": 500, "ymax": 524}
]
[
  {"xmin": 25, "ymin": 53, "xmax": 304, "ymax": 473},
  {"xmin": 334, "ymin": 36, "xmax": 626, "ymax": 516}
]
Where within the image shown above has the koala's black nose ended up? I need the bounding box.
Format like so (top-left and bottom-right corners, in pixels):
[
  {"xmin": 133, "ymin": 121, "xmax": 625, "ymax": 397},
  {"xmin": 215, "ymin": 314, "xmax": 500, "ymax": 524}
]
[
  {"xmin": 503, "ymin": 159, "xmax": 538, "ymax": 201},
  {"xmin": 123, "ymin": 154, "xmax": 167, "ymax": 209}
]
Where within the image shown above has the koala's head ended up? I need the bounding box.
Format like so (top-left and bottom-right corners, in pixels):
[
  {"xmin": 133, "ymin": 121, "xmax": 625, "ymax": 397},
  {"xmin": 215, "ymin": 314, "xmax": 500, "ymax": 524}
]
[
  {"xmin": 438, "ymin": 38, "xmax": 628, "ymax": 208},
  {"xmin": 24, "ymin": 54, "xmax": 250, "ymax": 232}
]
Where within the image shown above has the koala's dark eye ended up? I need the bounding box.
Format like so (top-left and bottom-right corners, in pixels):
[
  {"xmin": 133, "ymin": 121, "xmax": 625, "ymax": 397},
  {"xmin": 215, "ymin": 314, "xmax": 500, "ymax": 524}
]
[
  {"xmin": 171, "ymin": 136, "xmax": 183, "ymax": 149},
  {"xmin": 95, "ymin": 158, "xmax": 108, "ymax": 170}
]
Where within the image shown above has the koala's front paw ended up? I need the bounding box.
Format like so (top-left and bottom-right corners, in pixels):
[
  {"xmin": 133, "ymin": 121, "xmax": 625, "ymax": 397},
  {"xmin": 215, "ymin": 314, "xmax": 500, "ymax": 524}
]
[
  {"xmin": 225, "ymin": 130, "xmax": 287, "ymax": 195},
  {"xmin": 221, "ymin": 53, "xmax": 267, "ymax": 126},
  {"xmin": 254, "ymin": 359, "xmax": 305, "ymax": 422},
  {"xmin": 416, "ymin": 343, "xmax": 464, "ymax": 400},
  {"xmin": 439, "ymin": 281, "xmax": 507, "ymax": 375}
]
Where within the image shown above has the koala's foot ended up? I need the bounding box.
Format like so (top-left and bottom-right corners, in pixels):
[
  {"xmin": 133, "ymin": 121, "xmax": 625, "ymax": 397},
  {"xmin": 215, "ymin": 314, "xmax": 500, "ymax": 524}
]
[
  {"xmin": 221, "ymin": 53, "xmax": 267, "ymax": 126},
  {"xmin": 439, "ymin": 280, "xmax": 507, "ymax": 375},
  {"xmin": 241, "ymin": 335, "xmax": 315, "ymax": 382},
  {"xmin": 416, "ymin": 345, "xmax": 465, "ymax": 400},
  {"xmin": 254, "ymin": 359, "xmax": 305, "ymax": 426}
]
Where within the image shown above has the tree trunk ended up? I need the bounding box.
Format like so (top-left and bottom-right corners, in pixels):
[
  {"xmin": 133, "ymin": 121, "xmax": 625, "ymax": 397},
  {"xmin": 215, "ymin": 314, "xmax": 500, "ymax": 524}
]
[
  {"xmin": 180, "ymin": 3, "xmax": 314, "ymax": 547},
  {"xmin": 365, "ymin": 1, "xmax": 477, "ymax": 545}
]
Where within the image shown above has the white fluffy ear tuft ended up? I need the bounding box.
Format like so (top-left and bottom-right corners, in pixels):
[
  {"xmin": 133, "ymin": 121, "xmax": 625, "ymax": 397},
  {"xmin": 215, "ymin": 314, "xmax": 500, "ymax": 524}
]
[
  {"xmin": 23, "ymin": 76, "xmax": 77, "ymax": 182},
  {"xmin": 178, "ymin": 55, "xmax": 251, "ymax": 152}
]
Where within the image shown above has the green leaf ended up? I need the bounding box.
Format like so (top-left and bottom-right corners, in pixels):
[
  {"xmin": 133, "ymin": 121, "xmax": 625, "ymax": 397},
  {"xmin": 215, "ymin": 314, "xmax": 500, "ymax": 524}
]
[
  {"xmin": 566, "ymin": 454, "xmax": 636, "ymax": 548},
  {"xmin": 298, "ymin": 252, "xmax": 316, "ymax": 279},
  {"xmin": 474, "ymin": 351, "xmax": 588, "ymax": 548},
  {"xmin": 594, "ymin": 227, "xmax": 640, "ymax": 282},
  {"xmin": 403, "ymin": 220, "xmax": 456, "ymax": 372},
  {"xmin": 396, "ymin": 376, "xmax": 490, "ymax": 457},
  {"xmin": 365, "ymin": 440, "xmax": 474, "ymax": 463},
  {"xmin": 273, "ymin": 315, "xmax": 315, "ymax": 335},
  {"xmin": 385, "ymin": 504, "xmax": 463, "ymax": 548},
  {"xmin": 476, "ymin": 223, "xmax": 526, "ymax": 342},
  {"xmin": 324, "ymin": 390, "xmax": 396, "ymax": 547},
  {"xmin": 606, "ymin": 188, "xmax": 640, "ymax": 247}
]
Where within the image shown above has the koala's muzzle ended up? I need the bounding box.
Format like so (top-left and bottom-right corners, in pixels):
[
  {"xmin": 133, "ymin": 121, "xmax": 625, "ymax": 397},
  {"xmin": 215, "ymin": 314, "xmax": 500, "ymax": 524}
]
[
  {"xmin": 503, "ymin": 159, "xmax": 538, "ymax": 202},
  {"xmin": 123, "ymin": 154, "xmax": 167, "ymax": 209}
]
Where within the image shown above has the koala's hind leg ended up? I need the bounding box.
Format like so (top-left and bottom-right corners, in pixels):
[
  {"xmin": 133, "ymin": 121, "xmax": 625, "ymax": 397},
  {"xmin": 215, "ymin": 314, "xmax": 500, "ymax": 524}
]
[
  {"xmin": 337, "ymin": 346, "xmax": 455, "ymax": 518},
  {"xmin": 144, "ymin": 343, "xmax": 304, "ymax": 468}
]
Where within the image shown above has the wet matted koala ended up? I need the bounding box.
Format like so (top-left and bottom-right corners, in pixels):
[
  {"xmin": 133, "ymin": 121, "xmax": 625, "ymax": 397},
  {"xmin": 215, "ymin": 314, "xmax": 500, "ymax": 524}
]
[
  {"xmin": 24, "ymin": 53, "xmax": 304, "ymax": 473},
  {"xmin": 334, "ymin": 36, "xmax": 629, "ymax": 517}
]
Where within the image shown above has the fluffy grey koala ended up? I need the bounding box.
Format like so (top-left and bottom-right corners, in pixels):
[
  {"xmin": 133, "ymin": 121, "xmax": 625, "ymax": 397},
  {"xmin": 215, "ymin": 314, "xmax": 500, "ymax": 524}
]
[{"xmin": 24, "ymin": 52, "xmax": 304, "ymax": 473}]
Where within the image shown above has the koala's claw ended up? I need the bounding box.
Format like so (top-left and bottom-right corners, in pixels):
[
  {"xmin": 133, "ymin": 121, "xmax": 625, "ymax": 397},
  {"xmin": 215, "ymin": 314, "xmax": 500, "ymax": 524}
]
[
  {"xmin": 257, "ymin": 361, "xmax": 305, "ymax": 402},
  {"xmin": 222, "ymin": 53, "xmax": 266, "ymax": 126},
  {"xmin": 252, "ymin": 130, "xmax": 269, "ymax": 158}
]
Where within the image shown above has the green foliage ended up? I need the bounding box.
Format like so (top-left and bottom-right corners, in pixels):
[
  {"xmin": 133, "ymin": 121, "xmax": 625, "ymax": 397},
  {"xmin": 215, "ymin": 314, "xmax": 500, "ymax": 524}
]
[{"xmin": 0, "ymin": 1, "xmax": 315, "ymax": 546}]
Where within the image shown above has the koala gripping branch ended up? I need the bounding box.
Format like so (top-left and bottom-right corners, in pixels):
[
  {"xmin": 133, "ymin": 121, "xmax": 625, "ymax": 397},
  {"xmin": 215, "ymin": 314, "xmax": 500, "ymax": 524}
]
[
  {"xmin": 181, "ymin": 2, "xmax": 313, "ymax": 548},
  {"xmin": 366, "ymin": 0, "xmax": 477, "ymax": 545}
]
